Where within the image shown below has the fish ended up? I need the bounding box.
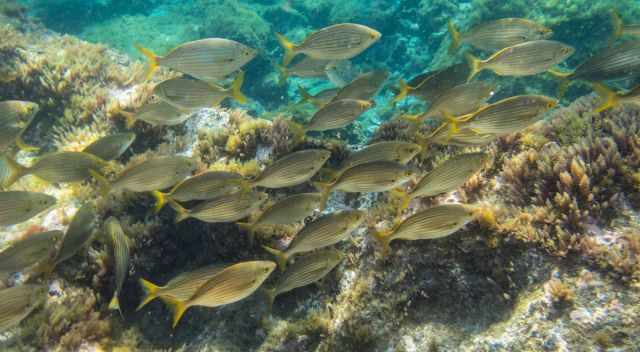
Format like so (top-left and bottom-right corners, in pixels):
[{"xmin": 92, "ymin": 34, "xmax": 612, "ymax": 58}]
[
  {"xmin": 297, "ymin": 86, "xmax": 340, "ymax": 107},
  {"xmin": 278, "ymin": 57, "xmax": 333, "ymax": 84},
  {"xmin": 325, "ymin": 60, "xmax": 358, "ymax": 87},
  {"xmin": 465, "ymin": 40, "xmax": 574, "ymax": 82},
  {"xmin": 92, "ymin": 156, "xmax": 196, "ymax": 196},
  {"xmin": 2, "ymin": 152, "xmax": 108, "ymax": 188},
  {"xmin": 0, "ymin": 285, "xmax": 47, "ymax": 332},
  {"xmin": 135, "ymin": 38, "xmax": 256, "ymax": 81},
  {"xmin": 262, "ymin": 210, "xmax": 365, "ymax": 271},
  {"xmin": 154, "ymin": 72, "xmax": 247, "ymax": 110},
  {"xmin": 52, "ymin": 204, "xmax": 96, "ymax": 267},
  {"xmin": 137, "ymin": 264, "xmax": 227, "ymax": 311},
  {"xmin": 251, "ymin": 149, "xmax": 331, "ymax": 189},
  {"xmin": 400, "ymin": 153, "xmax": 486, "ymax": 209},
  {"xmin": 264, "ymin": 248, "xmax": 343, "ymax": 307},
  {"xmin": 120, "ymin": 101, "xmax": 189, "ymax": 128},
  {"xmin": 404, "ymin": 82, "xmax": 496, "ymax": 124},
  {"xmin": 314, "ymin": 161, "xmax": 417, "ymax": 211},
  {"xmin": 0, "ymin": 191, "xmax": 56, "ymax": 226},
  {"xmin": 448, "ymin": 18, "xmax": 552, "ymax": 54},
  {"xmin": 237, "ymin": 193, "xmax": 322, "ymax": 233},
  {"xmin": 169, "ymin": 260, "xmax": 276, "ymax": 328},
  {"xmin": 422, "ymin": 125, "xmax": 497, "ymax": 147},
  {"xmin": 276, "ymin": 23, "xmax": 381, "ymax": 66},
  {"xmin": 392, "ymin": 63, "xmax": 470, "ymax": 104},
  {"xmin": 455, "ymin": 95, "xmax": 557, "ymax": 136},
  {"xmin": 82, "ymin": 133, "xmax": 136, "ymax": 161},
  {"xmin": 170, "ymin": 191, "xmax": 268, "ymax": 224},
  {"xmin": 337, "ymin": 141, "xmax": 421, "ymax": 173},
  {"xmin": 0, "ymin": 100, "xmax": 40, "ymax": 152},
  {"xmin": 549, "ymin": 41, "xmax": 640, "ymax": 96},
  {"xmin": 610, "ymin": 11, "xmax": 640, "ymax": 45},
  {"xmin": 0, "ymin": 230, "xmax": 61, "ymax": 275},
  {"xmin": 330, "ymin": 70, "xmax": 389, "ymax": 102},
  {"xmin": 106, "ymin": 217, "xmax": 130, "ymax": 312},
  {"xmin": 304, "ymin": 99, "xmax": 373, "ymax": 132},
  {"xmin": 371, "ymin": 204, "xmax": 475, "ymax": 255},
  {"xmin": 152, "ymin": 171, "xmax": 249, "ymax": 212},
  {"xmin": 591, "ymin": 83, "xmax": 640, "ymax": 113}
]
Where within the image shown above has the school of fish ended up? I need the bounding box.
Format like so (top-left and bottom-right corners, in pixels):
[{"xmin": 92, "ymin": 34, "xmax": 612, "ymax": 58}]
[{"xmin": 1, "ymin": 12, "xmax": 639, "ymax": 331}]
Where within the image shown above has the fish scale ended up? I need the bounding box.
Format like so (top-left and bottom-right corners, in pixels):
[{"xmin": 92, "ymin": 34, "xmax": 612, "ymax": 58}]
[
  {"xmin": 252, "ymin": 149, "xmax": 330, "ymax": 188},
  {"xmin": 107, "ymin": 217, "xmax": 130, "ymax": 311},
  {"xmin": 333, "ymin": 161, "xmax": 412, "ymax": 193},
  {"xmin": 410, "ymin": 153, "xmax": 485, "ymax": 199},
  {"xmin": 0, "ymin": 285, "xmax": 46, "ymax": 333},
  {"xmin": 388, "ymin": 204, "xmax": 474, "ymax": 242}
]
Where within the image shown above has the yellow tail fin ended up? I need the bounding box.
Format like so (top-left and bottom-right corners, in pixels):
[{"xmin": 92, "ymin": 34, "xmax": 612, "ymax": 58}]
[
  {"xmin": 137, "ymin": 278, "xmax": 161, "ymax": 311},
  {"xmin": 261, "ymin": 245, "xmax": 289, "ymax": 272},
  {"xmin": 369, "ymin": 230, "xmax": 392, "ymax": 257},
  {"xmin": 229, "ymin": 71, "xmax": 248, "ymax": 104},
  {"xmin": 275, "ymin": 33, "xmax": 297, "ymax": 66},
  {"xmin": 88, "ymin": 169, "xmax": 111, "ymax": 197},
  {"xmin": 15, "ymin": 134, "xmax": 39, "ymax": 153},
  {"xmin": 118, "ymin": 110, "xmax": 137, "ymax": 129},
  {"xmin": 592, "ymin": 83, "xmax": 619, "ymax": 113},
  {"xmin": 0, "ymin": 155, "xmax": 27, "ymax": 188},
  {"xmin": 610, "ymin": 11, "xmax": 623, "ymax": 46},
  {"xmin": 448, "ymin": 20, "xmax": 462, "ymax": 55},
  {"xmin": 169, "ymin": 200, "xmax": 190, "ymax": 223},
  {"xmin": 237, "ymin": 222, "xmax": 257, "ymax": 246},
  {"xmin": 390, "ymin": 80, "xmax": 411, "ymax": 106},
  {"xmin": 163, "ymin": 296, "xmax": 188, "ymax": 329},
  {"xmin": 464, "ymin": 52, "xmax": 482, "ymax": 82},
  {"xmin": 109, "ymin": 293, "xmax": 120, "ymax": 312},
  {"xmin": 443, "ymin": 111, "xmax": 461, "ymax": 140},
  {"xmin": 134, "ymin": 44, "xmax": 159, "ymax": 81},
  {"xmin": 151, "ymin": 191, "xmax": 169, "ymax": 213},
  {"xmin": 547, "ymin": 67, "xmax": 573, "ymax": 99},
  {"xmin": 276, "ymin": 65, "xmax": 289, "ymax": 86},
  {"xmin": 313, "ymin": 181, "xmax": 334, "ymax": 212},
  {"xmin": 390, "ymin": 188, "xmax": 412, "ymax": 213},
  {"xmin": 297, "ymin": 85, "xmax": 317, "ymax": 106}
]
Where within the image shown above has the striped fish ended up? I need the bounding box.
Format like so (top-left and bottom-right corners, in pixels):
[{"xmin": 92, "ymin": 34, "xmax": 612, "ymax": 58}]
[
  {"xmin": 0, "ymin": 191, "xmax": 56, "ymax": 227},
  {"xmin": 171, "ymin": 191, "xmax": 268, "ymax": 224},
  {"xmin": 297, "ymin": 86, "xmax": 340, "ymax": 107},
  {"xmin": 0, "ymin": 230, "xmax": 61, "ymax": 275},
  {"xmin": 406, "ymin": 153, "xmax": 486, "ymax": 205},
  {"xmin": 422, "ymin": 124, "xmax": 497, "ymax": 147},
  {"xmin": 448, "ymin": 18, "xmax": 552, "ymax": 54},
  {"xmin": 392, "ymin": 63, "xmax": 470, "ymax": 104},
  {"xmin": 330, "ymin": 70, "xmax": 389, "ymax": 102},
  {"xmin": 120, "ymin": 101, "xmax": 189, "ymax": 128},
  {"xmin": 591, "ymin": 83, "xmax": 640, "ymax": 113},
  {"xmin": 135, "ymin": 38, "xmax": 256, "ymax": 81},
  {"xmin": 0, "ymin": 100, "xmax": 39, "ymax": 152},
  {"xmin": 460, "ymin": 95, "xmax": 557, "ymax": 136},
  {"xmin": 53, "ymin": 204, "xmax": 96, "ymax": 267},
  {"xmin": 137, "ymin": 264, "xmax": 227, "ymax": 311},
  {"xmin": 0, "ymin": 285, "xmax": 47, "ymax": 332},
  {"xmin": 263, "ymin": 210, "xmax": 365, "ymax": 271},
  {"xmin": 276, "ymin": 23, "xmax": 381, "ymax": 66},
  {"xmin": 152, "ymin": 171, "xmax": 249, "ymax": 212},
  {"xmin": 466, "ymin": 40, "xmax": 574, "ymax": 81},
  {"xmin": 371, "ymin": 204, "xmax": 475, "ymax": 255},
  {"xmin": 169, "ymin": 261, "xmax": 276, "ymax": 328},
  {"xmin": 337, "ymin": 141, "xmax": 421, "ymax": 174},
  {"xmin": 251, "ymin": 149, "xmax": 331, "ymax": 189},
  {"xmin": 279, "ymin": 57, "xmax": 333, "ymax": 84},
  {"xmin": 154, "ymin": 72, "xmax": 247, "ymax": 110},
  {"xmin": 305, "ymin": 99, "xmax": 373, "ymax": 132},
  {"xmin": 2, "ymin": 152, "xmax": 107, "ymax": 187},
  {"xmin": 552, "ymin": 41, "xmax": 640, "ymax": 83},
  {"xmin": 408, "ymin": 82, "xmax": 495, "ymax": 124},
  {"xmin": 315, "ymin": 161, "xmax": 417, "ymax": 211},
  {"xmin": 94, "ymin": 156, "xmax": 196, "ymax": 195},
  {"xmin": 107, "ymin": 217, "xmax": 130, "ymax": 312},
  {"xmin": 83, "ymin": 133, "xmax": 136, "ymax": 161},
  {"xmin": 264, "ymin": 248, "xmax": 343, "ymax": 306},
  {"xmin": 238, "ymin": 193, "xmax": 322, "ymax": 233}
]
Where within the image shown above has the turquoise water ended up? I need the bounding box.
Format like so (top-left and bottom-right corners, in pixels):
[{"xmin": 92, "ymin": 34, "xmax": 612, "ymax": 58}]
[{"xmin": 1, "ymin": 0, "xmax": 640, "ymax": 351}]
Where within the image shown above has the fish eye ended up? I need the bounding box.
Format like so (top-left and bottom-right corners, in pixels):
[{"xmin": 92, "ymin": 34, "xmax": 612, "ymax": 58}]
[{"xmin": 547, "ymin": 101, "xmax": 555, "ymax": 108}]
